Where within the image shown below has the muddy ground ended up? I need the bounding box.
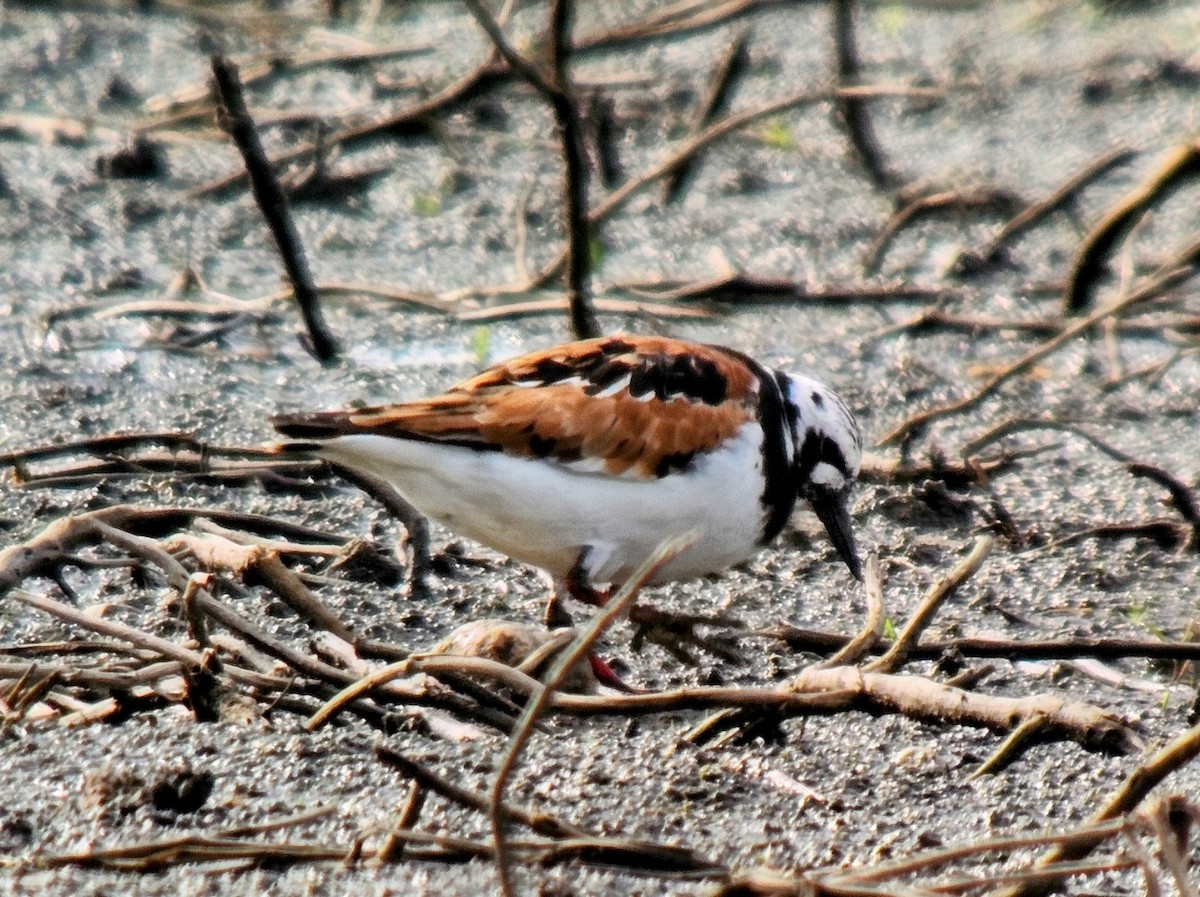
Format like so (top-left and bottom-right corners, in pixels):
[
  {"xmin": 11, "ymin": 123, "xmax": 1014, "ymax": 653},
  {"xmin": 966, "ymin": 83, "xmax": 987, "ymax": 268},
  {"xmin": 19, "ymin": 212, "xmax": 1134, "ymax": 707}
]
[{"xmin": 1, "ymin": 1, "xmax": 1199, "ymax": 895}]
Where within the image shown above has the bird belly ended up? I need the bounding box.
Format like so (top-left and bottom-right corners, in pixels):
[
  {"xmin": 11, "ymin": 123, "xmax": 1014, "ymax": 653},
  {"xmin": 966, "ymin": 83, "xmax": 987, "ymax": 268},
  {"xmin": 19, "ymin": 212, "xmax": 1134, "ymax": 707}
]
[{"xmin": 315, "ymin": 427, "xmax": 768, "ymax": 586}]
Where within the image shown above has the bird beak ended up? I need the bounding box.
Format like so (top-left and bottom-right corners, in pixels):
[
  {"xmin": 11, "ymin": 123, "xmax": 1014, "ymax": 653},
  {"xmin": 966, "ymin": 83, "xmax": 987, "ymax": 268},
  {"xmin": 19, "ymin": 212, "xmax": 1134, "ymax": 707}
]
[{"xmin": 808, "ymin": 485, "xmax": 862, "ymax": 581}]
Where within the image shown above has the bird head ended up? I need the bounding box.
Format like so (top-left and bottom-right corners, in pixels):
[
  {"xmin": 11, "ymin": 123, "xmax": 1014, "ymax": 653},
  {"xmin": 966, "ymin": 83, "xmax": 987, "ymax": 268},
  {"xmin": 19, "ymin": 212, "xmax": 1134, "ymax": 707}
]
[{"xmin": 780, "ymin": 373, "xmax": 863, "ymax": 580}]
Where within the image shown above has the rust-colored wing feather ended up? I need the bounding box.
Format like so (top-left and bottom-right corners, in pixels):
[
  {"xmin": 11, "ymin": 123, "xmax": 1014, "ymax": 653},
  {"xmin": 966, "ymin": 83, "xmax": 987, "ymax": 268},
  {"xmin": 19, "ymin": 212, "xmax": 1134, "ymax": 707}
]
[{"xmin": 272, "ymin": 336, "xmax": 763, "ymax": 479}]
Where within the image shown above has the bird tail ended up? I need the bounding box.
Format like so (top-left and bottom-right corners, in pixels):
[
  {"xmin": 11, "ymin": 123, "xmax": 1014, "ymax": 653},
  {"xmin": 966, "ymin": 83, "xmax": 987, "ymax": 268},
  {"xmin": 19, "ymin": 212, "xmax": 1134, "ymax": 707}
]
[
  {"xmin": 269, "ymin": 439, "xmax": 326, "ymax": 457},
  {"xmin": 271, "ymin": 411, "xmax": 360, "ymax": 439},
  {"xmin": 269, "ymin": 412, "xmax": 360, "ymax": 456}
]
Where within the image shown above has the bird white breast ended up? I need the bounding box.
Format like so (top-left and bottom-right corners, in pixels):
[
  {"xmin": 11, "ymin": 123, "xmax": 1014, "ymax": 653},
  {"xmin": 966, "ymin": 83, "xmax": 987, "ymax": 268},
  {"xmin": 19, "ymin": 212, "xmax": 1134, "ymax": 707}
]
[{"xmin": 315, "ymin": 424, "xmax": 769, "ymax": 587}]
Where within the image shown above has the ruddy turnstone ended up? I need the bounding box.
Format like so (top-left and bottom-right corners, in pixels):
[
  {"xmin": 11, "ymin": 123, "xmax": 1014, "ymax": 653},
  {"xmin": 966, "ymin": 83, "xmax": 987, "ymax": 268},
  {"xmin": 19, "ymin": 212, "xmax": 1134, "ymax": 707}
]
[{"xmin": 272, "ymin": 335, "xmax": 863, "ymax": 602}]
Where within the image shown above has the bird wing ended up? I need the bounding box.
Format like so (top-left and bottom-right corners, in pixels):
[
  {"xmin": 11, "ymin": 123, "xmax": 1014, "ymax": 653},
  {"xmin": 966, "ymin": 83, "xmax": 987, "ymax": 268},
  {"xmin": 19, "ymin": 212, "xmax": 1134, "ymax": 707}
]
[{"xmin": 272, "ymin": 335, "xmax": 764, "ymax": 479}]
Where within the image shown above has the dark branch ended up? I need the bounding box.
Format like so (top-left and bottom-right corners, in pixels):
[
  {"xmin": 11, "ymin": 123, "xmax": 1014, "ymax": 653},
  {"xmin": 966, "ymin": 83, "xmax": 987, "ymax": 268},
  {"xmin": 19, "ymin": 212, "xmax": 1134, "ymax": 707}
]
[
  {"xmin": 209, "ymin": 55, "xmax": 338, "ymax": 363},
  {"xmin": 832, "ymin": 0, "xmax": 897, "ymax": 191},
  {"xmin": 461, "ymin": 0, "xmax": 600, "ymax": 339},
  {"xmin": 661, "ymin": 29, "xmax": 750, "ymax": 205},
  {"xmin": 1063, "ymin": 139, "xmax": 1200, "ymax": 315}
]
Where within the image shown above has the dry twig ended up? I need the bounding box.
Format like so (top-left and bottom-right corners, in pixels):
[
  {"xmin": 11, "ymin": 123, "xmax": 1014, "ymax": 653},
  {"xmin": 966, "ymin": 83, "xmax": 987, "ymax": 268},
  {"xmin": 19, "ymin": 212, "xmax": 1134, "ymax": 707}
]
[
  {"xmin": 142, "ymin": 43, "xmax": 434, "ymax": 125},
  {"xmin": 210, "ymin": 56, "xmax": 338, "ymax": 362},
  {"xmin": 764, "ymin": 624, "xmax": 1200, "ymax": 664},
  {"xmin": 617, "ymin": 273, "xmax": 953, "ymax": 307},
  {"xmin": 864, "ymin": 184, "xmax": 1024, "ymax": 274},
  {"xmin": 1064, "ymin": 139, "xmax": 1200, "ymax": 315},
  {"xmin": 452, "ymin": 0, "xmax": 602, "ymax": 338},
  {"xmin": 189, "ymin": 1, "xmax": 791, "ymax": 200},
  {"xmin": 832, "ymin": 0, "xmax": 896, "ymax": 190},
  {"xmin": 800, "ymin": 665, "xmax": 1136, "ymax": 754},
  {"xmin": 953, "ymin": 145, "xmax": 1138, "ymax": 275},
  {"xmin": 490, "ymin": 534, "xmax": 695, "ymax": 897},
  {"xmin": 374, "ymin": 746, "xmax": 719, "ymax": 875},
  {"xmin": 822, "ymin": 552, "xmax": 883, "ymax": 668},
  {"xmin": 329, "ymin": 465, "xmax": 433, "ymax": 591},
  {"xmin": 661, "ymin": 29, "xmax": 750, "ymax": 205},
  {"xmin": 865, "ymin": 536, "xmax": 993, "ymax": 673},
  {"xmin": 461, "ymin": 82, "xmax": 944, "ymax": 303},
  {"xmin": 375, "ymin": 781, "xmax": 427, "ymax": 865},
  {"xmin": 999, "ymin": 720, "xmax": 1200, "ymax": 897},
  {"xmin": 456, "ymin": 295, "xmax": 711, "ymax": 322},
  {"xmin": 878, "ymin": 246, "xmax": 1199, "ymax": 447},
  {"xmin": 573, "ymin": 0, "xmax": 783, "ymax": 52}
]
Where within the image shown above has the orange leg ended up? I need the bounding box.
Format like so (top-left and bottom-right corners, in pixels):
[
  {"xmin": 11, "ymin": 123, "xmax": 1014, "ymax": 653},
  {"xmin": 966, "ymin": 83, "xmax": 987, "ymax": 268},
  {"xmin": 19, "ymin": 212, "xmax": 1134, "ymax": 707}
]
[
  {"xmin": 544, "ymin": 550, "xmax": 640, "ymax": 692},
  {"xmin": 564, "ymin": 552, "xmax": 611, "ymax": 606}
]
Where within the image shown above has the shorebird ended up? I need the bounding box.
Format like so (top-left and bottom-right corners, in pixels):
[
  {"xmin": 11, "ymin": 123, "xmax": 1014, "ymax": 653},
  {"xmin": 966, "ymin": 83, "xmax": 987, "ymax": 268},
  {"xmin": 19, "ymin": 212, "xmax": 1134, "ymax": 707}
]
[{"xmin": 272, "ymin": 335, "xmax": 863, "ymax": 608}]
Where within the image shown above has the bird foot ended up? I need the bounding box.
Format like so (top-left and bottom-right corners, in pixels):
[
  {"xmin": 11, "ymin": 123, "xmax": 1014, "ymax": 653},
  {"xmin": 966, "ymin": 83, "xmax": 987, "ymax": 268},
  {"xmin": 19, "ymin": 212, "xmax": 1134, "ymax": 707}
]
[
  {"xmin": 587, "ymin": 654, "xmax": 643, "ymax": 693},
  {"xmin": 541, "ymin": 591, "xmax": 642, "ymax": 693}
]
